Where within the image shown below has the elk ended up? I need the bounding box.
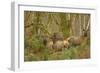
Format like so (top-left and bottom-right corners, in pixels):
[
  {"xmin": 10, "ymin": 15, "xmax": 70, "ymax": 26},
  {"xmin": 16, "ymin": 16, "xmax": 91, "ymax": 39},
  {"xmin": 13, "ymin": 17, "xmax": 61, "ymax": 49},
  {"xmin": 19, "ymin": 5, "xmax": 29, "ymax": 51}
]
[
  {"xmin": 52, "ymin": 40, "xmax": 64, "ymax": 51},
  {"xmin": 51, "ymin": 33, "xmax": 69, "ymax": 51},
  {"xmin": 45, "ymin": 40, "xmax": 53, "ymax": 50},
  {"xmin": 43, "ymin": 33, "xmax": 70, "ymax": 51},
  {"xmin": 67, "ymin": 19, "xmax": 90, "ymax": 47},
  {"xmin": 43, "ymin": 35, "xmax": 53, "ymax": 49},
  {"xmin": 52, "ymin": 39, "xmax": 70, "ymax": 51}
]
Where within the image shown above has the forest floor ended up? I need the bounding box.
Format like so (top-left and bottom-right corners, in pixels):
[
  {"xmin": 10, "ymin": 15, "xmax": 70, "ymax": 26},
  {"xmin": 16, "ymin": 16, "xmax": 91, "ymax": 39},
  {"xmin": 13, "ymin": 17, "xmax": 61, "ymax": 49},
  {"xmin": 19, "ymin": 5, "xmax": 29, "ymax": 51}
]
[{"xmin": 24, "ymin": 43, "xmax": 90, "ymax": 61}]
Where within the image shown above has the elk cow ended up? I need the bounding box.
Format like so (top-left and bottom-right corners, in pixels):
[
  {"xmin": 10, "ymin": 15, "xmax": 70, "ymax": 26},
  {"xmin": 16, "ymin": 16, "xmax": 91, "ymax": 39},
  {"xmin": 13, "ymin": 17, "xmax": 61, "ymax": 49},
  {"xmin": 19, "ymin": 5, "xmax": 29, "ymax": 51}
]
[
  {"xmin": 43, "ymin": 35, "xmax": 53, "ymax": 49},
  {"xmin": 52, "ymin": 40, "xmax": 64, "ymax": 51},
  {"xmin": 67, "ymin": 20, "xmax": 90, "ymax": 47},
  {"xmin": 67, "ymin": 36, "xmax": 84, "ymax": 46},
  {"xmin": 51, "ymin": 33, "xmax": 70, "ymax": 51},
  {"xmin": 53, "ymin": 39, "xmax": 70, "ymax": 51},
  {"xmin": 46, "ymin": 40, "xmax": 53, "ymax": 49},
  {"xmin": 43, "ymin": 33, "xmax": 70, "ymax": 51}
]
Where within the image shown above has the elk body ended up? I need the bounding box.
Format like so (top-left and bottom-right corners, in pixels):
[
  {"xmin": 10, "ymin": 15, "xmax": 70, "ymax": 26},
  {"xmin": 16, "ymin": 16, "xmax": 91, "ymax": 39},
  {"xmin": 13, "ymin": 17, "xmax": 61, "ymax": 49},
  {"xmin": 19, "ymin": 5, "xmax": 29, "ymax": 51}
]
[
  {"xmin": 53, "ymin": 40, "xmax": 64, "ymax": 51},
  {"xmin": 67, "ymin": 36, "xmax": 84, "ymax": 46},
  {"xmin": 43, "ymin": 33, "xmax": 70, "ymax": 51},
  {"xmin": 43, "ymin": 36, "xmax": 53, "ymax": 49},
  {"xmin": 46, "ymin": 40, "xmax": 53, "ymax": 49},
  {"xmin": 53, "ymin": 39, "xmax": 69, "ymax": 51},
  {"xmin": 51, "ymin": 33, "xmax": 70, "ymax": 51},
  {"xmin": 67, "ymin": 19, "xmax": 90, "ymax": 47},
  {"xmin": 67, "ymin": 29, "xmax": 89, "ymax": 47}
]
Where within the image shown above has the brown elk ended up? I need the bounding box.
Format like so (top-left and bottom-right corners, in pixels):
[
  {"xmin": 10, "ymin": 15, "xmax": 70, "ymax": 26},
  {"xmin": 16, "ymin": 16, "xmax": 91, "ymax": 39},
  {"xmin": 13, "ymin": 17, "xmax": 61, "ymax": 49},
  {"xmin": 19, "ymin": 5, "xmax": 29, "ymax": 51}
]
[
  {"xmin": 52, "ymin": 39, "xmax": 70, "ymax": 51},
  {"xmin": 43, "ymin": 35, "xmax": 53, "ymax": 49},
  {"xmin": 45, "ymin": 40, "xmax": 53, "ymax": 50},
  {"xmin": 43, "ymin": 33, "xmax": 70, "ymax": 51},
  {"xmin": 67, "ymin": 20, "xmax": 90, "ymax": 47}
]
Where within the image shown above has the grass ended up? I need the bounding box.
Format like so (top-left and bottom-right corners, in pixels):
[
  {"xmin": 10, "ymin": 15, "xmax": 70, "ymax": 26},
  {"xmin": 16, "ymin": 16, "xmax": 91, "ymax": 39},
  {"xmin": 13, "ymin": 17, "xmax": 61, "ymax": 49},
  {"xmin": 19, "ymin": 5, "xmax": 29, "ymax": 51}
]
[{"xmin": 24, "ymin": 39, "xmax": 90, "ymax": 61}]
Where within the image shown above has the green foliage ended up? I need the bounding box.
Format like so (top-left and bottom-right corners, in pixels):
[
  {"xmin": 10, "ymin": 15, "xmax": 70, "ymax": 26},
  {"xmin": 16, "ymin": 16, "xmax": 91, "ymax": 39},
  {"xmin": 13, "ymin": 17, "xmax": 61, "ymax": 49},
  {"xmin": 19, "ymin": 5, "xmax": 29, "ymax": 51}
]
[
  {"xmin": 25, "ymin": 41, "xmax": 90, "ymax": 61},
  {"xmin": 24, "ymin": 11, "xmax": 90, "ymax": 61}
]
